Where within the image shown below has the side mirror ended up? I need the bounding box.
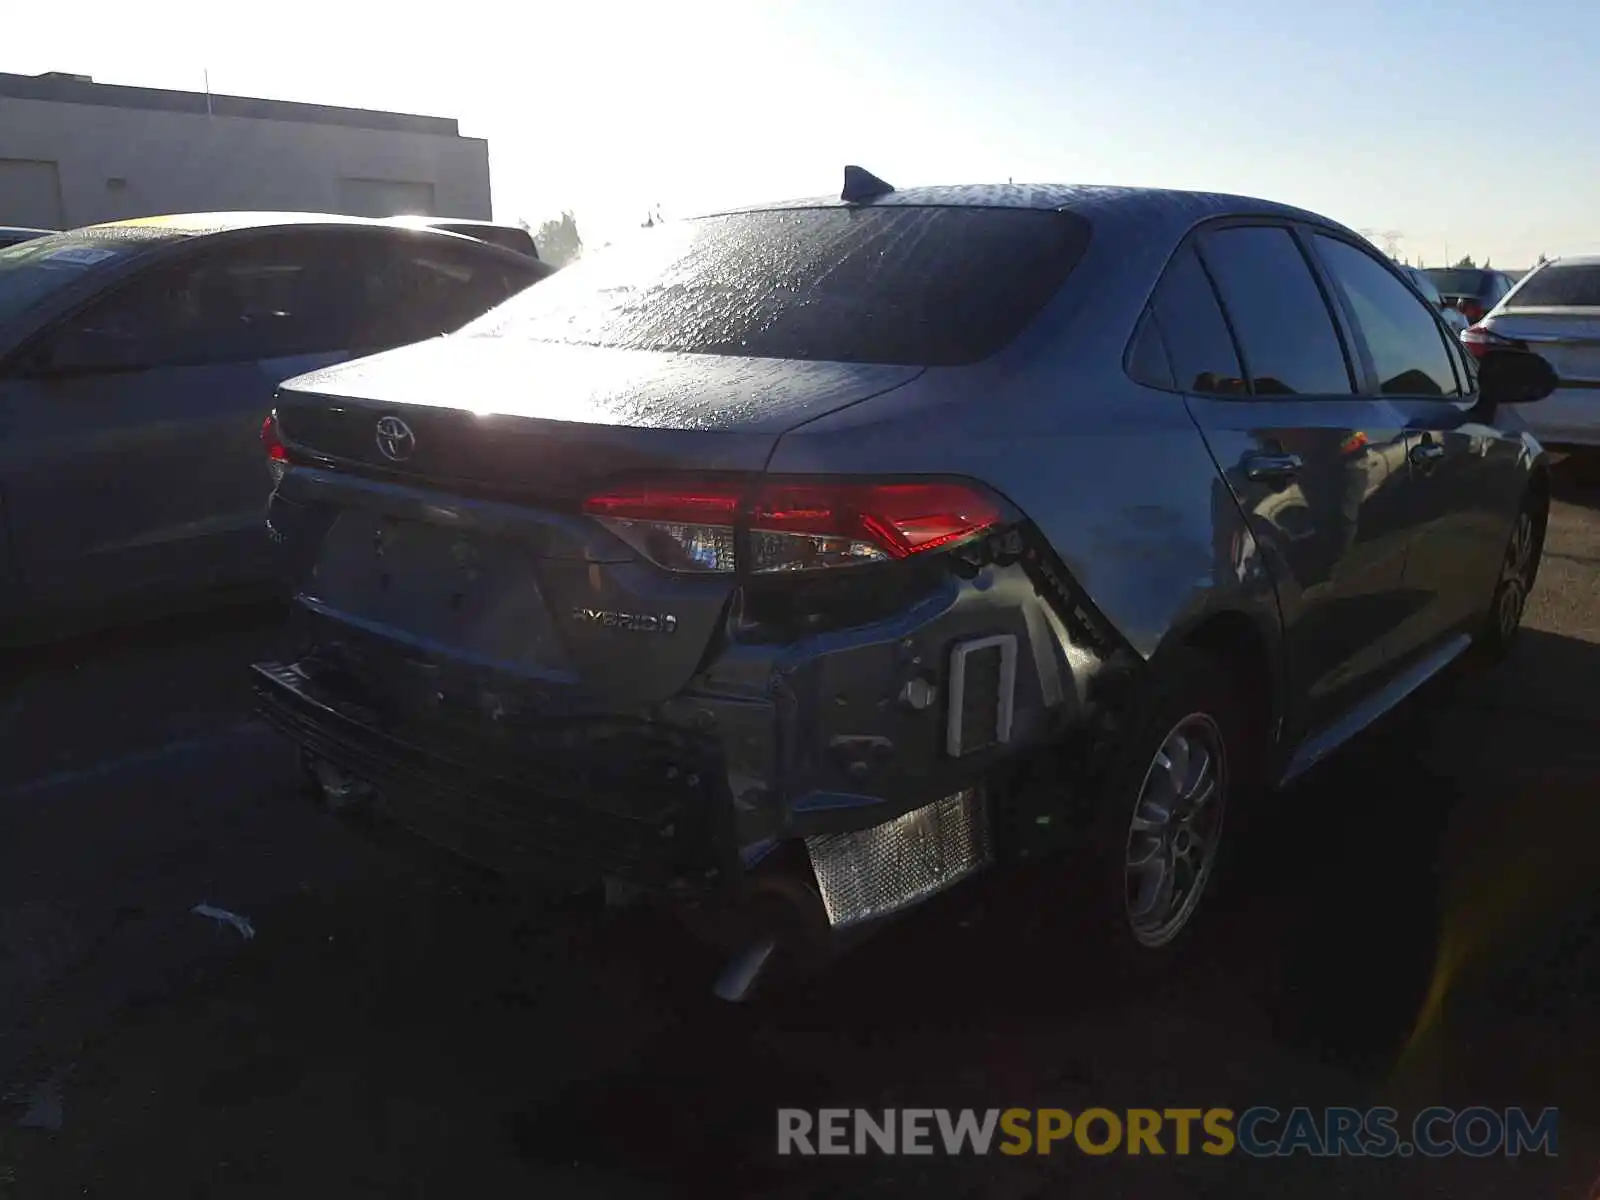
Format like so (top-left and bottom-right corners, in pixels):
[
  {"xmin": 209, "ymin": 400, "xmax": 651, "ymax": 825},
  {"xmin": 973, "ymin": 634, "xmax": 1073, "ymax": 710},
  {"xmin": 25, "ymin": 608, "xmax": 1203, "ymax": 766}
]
[{"xmin": 1478, "ymin": 348, "xmax": 1557, "ymax": 407}]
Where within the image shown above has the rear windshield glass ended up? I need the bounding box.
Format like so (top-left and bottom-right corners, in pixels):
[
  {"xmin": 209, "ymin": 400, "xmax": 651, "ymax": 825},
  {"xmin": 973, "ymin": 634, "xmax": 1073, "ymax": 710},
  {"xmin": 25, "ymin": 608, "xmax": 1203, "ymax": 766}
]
[
  {"xmin": 1422, "ymin": 269, "xmax": 1488, "ymax": 297},
  {"xmin": 1504, "ymin": 264, "xmax": 1600, "ymax": 308},
  {"xmin": 1407, "ymin": 271, "xmax": 1444, "ymax": 305},
  {"xmin": 461, "ymin": 206, "xmax": 1092, "ymax": 366},
  {"xmin": 0, "ymin": 233, "xmax": 145, "ymax": 326}
]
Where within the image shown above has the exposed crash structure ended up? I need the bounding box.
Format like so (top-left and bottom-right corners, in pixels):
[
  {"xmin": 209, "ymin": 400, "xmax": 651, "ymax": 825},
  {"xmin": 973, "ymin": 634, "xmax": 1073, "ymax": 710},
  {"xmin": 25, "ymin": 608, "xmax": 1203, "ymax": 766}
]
[{"xmin": 254, "ymin": 450, "xmax": 1145, "ymax": 996}]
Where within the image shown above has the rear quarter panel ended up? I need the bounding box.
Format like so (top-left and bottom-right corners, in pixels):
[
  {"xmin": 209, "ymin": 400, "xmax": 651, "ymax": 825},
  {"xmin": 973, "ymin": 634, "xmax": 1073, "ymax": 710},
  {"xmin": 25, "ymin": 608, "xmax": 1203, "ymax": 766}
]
[
  {"xmin": 770, "ymin": 363, "xmax": 1279, "ymax": 662},
  {"xmin": 766, "ymin": 207, "xmax": 1285, "ymax": 684}
]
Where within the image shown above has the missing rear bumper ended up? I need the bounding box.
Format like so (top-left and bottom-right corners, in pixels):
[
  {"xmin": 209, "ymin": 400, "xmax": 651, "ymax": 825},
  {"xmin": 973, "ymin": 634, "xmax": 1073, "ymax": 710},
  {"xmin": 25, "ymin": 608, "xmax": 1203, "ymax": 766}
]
[{"xmin": 252, "ymin": 660, "xmax": 733, "ymax": 893}]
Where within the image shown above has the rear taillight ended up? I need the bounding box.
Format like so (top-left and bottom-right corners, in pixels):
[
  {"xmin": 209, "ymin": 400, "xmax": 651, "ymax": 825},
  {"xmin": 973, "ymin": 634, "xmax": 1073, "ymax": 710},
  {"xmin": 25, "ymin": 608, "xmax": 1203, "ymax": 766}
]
[
  {"xmin": 1460, "ymin": 299, "xmax": 1486, "ymax": 324},
  {"xmin": 1461, "ymin": 324, "xmax": 1523, "ymax": 360},
  {"xmin": 581, "ymin": 479, "xmax": 1008, "ymax": 574},
  {"xmin": 261, "ymin": 411, "xmax": 288, "ymax": 482}
]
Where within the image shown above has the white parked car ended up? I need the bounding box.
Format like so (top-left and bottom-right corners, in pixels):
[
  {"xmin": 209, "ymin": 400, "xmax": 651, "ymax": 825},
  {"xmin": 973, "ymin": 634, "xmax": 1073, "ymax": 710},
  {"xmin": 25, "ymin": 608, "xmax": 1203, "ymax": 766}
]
[{"xmin": 1464, "ymin": 256, "xmax": 1600, "ymax": 449}]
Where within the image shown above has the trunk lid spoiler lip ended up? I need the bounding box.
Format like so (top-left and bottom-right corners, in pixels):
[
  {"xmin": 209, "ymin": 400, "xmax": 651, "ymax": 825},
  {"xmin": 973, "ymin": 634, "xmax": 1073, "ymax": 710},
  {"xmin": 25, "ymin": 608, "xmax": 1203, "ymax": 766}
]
[
  {"xmin": 1487, "ymin": 308, "xmax": 1600, "ymax": 348},
  {"xmin": 274, "ymin": 336, "xmax": 930, "ymax": 438}
]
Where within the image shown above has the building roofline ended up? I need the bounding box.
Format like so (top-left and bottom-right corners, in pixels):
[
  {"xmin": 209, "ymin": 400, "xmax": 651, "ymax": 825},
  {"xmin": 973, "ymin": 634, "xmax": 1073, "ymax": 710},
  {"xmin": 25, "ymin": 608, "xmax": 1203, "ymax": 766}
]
[{"xmin": 0, "ymin": 71, "xmax": 463, "ymax": 136}]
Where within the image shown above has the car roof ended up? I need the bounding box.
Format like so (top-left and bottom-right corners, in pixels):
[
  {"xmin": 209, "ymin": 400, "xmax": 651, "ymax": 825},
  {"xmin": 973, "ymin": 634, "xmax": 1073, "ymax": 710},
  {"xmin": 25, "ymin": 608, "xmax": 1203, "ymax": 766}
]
[
  {"xmin": 384, "ymin": 215, "xmax": 519, "ymax": 232},
  {"xmin": 0, "ymin": 225, "xmax": 53, "ymax": 236},
  {"xmin": 1533, "ymin": 254, "xmax": 1600, "ymax": 268},
  {"xmin": 14, "ymin": 212, "xmax": 500, "ymax": 266},
  {"xmin": 80, "ymin": 211, "xmax": 464, "ymax": 238},
  {"xmin": 711, "ymin": 183, "xmax": 1362, "ymax": 241},
  {"xmin": 1, "ymin": 213, "xmax": 498, "ymax": 277}
]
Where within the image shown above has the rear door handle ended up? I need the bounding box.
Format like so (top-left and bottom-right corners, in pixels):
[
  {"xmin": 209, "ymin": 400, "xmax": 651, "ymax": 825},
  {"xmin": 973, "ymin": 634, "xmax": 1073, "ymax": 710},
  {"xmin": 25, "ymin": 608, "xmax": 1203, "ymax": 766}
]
[
  {"xmin": 1243, "ymin": 452, "xmax": 1303, "ymax": 482},
  {"xmin": 1410, "ymin": 442, "xmax": 1446, "ymax": 465}
]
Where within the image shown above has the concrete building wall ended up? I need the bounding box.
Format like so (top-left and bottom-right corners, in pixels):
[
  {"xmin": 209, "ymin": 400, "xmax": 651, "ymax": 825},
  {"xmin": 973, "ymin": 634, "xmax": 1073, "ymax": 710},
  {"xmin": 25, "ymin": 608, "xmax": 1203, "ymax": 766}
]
[{"xmin": 0, "ymin": 81, "xmax": 491, "ymax": 229}]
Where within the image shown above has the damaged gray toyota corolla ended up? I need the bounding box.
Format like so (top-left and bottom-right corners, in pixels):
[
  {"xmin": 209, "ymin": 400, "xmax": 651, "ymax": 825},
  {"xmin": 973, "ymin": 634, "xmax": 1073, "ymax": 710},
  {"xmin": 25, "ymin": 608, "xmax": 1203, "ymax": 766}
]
[{"xmin": 253, "ymin": 171, "xmax": 1556, "ymax": 998}]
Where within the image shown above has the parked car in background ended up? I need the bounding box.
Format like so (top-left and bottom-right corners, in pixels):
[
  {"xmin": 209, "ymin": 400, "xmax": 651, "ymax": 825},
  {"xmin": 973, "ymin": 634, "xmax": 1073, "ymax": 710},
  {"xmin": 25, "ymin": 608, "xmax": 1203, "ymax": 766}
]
[
  {"xmin": 0, "ymin": 226, "xmax": 53, "ymax": 249},
  {"xmin": 1422, "ymin": 266, "xmax": 1515, "ymax": 326},
  {"xmin": 1405, "ymin": 266, "xmax": 1469, "ymax": 333},
  {"xmin": 384, "ymin": 215, "xmax": 545, "ymax": 261},
  {"xmin": 0, "ymin": 212, "xmax": 545, "ymax": 641},
  {"xmin": 1465, "ymin": 255, "xmax": 1600, "ymax": 451},
  {"xmin": 254, "ymin": 175, "xmax": 1557, "ymax": 998}
]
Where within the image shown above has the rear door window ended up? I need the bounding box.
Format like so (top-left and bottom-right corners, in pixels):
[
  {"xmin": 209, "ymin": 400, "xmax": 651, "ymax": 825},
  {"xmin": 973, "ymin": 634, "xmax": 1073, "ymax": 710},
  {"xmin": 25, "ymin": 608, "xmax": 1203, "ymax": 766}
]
[
  {"xmin": 1505, "ymin": 263, "xmax": 1600, "ymax": 308},
  {"xmin": 1138, "ymin": 244, "xmax": 1247, "ymax": 395},
  {"xmin": 1425, "ymin": 269, "xmax": 1488, "ymax": 299},
  {"xmin": 1199, "ymin": 225, "xmax": 1353, "ymax": 396},
  {"xmin": 345, "ymin": 234, "xmax": 544, "ymax": 348},
  {"xmin": 463, "ymin": 206, "xmax": 1093, "ymax": 366},
  {"xmin": 1313, "ymin": 235, "xmax": 1460, "ymax": 397},
  {"xmin": 1408, "ymin": 271, "xmax": 1445, "ymax": 307}
]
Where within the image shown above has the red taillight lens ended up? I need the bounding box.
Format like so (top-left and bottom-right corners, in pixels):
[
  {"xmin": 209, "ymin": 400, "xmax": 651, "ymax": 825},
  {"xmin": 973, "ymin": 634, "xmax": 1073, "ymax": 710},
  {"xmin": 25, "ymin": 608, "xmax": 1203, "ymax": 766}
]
[
  {"xmin": 261, "ymin": 412, "xmax": 287, "ymax": 461},
  {"xmin": 1460, "ymin": 324, "xmax": 1522, "ymax": 361},
  {"xmin": 581, "ymin": 479, "xmax": 1006, "ymax": 574},
  {"xmin": 750, "ymin": 482, "xmax": 1003, "ymax": 568},
  {"xmin": 261, "ymin": 412, "xmax": 288, "ymax": 482},
  {"xmin": 1460, "ymin": 299, "xmax": 1486, "ymax": 324}
]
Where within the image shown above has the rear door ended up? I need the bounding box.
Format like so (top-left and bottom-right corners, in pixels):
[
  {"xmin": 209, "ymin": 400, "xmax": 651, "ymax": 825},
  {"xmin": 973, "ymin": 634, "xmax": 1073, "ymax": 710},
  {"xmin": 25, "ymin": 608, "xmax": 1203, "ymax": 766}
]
[
  {"xmin": 1165, "ymin": 223, "xmax": 1416, "ymax": 743},
  {"xmin": 1308, "ymin": 232, "xmax": 1511, "ymax": 655}
]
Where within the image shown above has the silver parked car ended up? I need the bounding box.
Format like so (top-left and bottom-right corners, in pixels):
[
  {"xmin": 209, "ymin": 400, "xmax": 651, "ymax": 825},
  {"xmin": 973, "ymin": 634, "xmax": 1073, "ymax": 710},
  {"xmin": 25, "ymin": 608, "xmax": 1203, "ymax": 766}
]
[
  {"xmin": 1465, "ymin": 255, "xmax": 1600, "ymax": 449},
  {"xmin": 254, "ymin": 174, "xmax": 1558, "ymax": 995},
  {"xmin": 0, "ymin": 213, "xmax": 547, "ymax": 641}
]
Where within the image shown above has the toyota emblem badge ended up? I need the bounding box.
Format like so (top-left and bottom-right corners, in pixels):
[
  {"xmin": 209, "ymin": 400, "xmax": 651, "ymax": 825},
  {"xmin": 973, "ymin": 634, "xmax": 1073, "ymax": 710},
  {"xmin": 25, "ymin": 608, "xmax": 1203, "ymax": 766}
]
[{"xmin": 375, "ymin": 415, "xmax": 416, "ymax": 462}]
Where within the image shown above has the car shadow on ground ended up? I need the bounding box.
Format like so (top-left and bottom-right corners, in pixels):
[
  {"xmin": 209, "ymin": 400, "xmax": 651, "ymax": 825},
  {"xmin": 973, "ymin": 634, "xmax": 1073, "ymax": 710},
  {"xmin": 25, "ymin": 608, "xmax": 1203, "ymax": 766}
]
[
  {"xmin": 503, "ymin": 627, "xmax": 1600, "ymax": 1192},
  {"xmin": 1551, "ymin": 454, "xmax": 1600, "ymax": 509},
  {"xmin": 4, "ymin": 626, "xmax": 1599, "ymax": 1197}
]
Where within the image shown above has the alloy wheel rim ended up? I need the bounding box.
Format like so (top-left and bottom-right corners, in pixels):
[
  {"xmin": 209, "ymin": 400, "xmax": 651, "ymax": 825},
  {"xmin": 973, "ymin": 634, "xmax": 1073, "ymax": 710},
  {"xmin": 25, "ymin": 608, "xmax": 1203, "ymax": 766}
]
[
  {"xmin": 1497, "ymin": 512, "xmax": 1535, "ymax": 641},
  {"xmin": 1123, "ymin": 713, "xmax": 1227, "ymax": 948}
]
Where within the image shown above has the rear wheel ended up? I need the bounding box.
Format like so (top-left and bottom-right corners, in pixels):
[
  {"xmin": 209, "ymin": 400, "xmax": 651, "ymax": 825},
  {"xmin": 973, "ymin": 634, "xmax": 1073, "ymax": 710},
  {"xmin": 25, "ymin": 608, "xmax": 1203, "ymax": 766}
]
[
  {"xmin": 1474, "ymin": 490, "xmax": 1545, "ymax": 661},
  {"xmin": 1092, "ymin": 648, "xmax": 1255, "ymax": 966}
]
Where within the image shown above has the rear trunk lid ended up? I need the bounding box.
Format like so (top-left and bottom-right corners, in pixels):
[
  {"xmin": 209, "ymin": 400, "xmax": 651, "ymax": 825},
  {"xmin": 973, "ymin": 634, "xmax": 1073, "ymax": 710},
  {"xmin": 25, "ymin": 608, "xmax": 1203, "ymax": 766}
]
[
  {"xmin": 272, "ymin": 335, "xmax": 925, "ymax": 714},
  {"xmin": 275, "ymin": 335, "xmax": 924, "ymax": 495},
  {"xmin": 1484, "ymin": 308, "xmax": 1600, "ymax": 385}
]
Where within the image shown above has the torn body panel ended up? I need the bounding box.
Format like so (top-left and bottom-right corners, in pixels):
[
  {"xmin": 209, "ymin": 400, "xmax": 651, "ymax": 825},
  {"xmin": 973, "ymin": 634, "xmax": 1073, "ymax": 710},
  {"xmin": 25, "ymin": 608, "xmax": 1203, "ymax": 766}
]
[
  {"xmin": 255, "ymin": 484, "xmax": 1143, "ymax": 946},
  {"xmin": 764, "ymin": 356, "xmax": 1287, "ymax": 746}
]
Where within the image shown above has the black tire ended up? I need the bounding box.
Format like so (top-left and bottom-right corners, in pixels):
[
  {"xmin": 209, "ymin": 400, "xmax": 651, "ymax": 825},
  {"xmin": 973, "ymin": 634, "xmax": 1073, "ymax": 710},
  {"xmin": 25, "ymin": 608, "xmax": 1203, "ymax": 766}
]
[
  {"xmin": 1472, "ymin": 487, "xmax": 1546, "ymax": 663},
  {"xmin": 1090, "ymin": 647, "xmax": 1257, "ymax": 970}
]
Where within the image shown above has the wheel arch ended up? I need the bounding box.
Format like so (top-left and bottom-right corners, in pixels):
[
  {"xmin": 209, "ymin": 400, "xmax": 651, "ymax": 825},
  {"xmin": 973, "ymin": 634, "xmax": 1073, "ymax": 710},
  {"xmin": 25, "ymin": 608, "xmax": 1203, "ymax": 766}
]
[{"xmin": 1156, "ymin": 603, "xmax": 1284, "ymax": 765}]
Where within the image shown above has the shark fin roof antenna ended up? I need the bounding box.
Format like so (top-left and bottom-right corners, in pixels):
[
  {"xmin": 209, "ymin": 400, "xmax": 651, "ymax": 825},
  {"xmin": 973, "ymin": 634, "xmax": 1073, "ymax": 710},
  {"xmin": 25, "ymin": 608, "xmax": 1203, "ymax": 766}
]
[{"xmin": 841, "ymin": 165, "xmax": 895, "ymax": 204}]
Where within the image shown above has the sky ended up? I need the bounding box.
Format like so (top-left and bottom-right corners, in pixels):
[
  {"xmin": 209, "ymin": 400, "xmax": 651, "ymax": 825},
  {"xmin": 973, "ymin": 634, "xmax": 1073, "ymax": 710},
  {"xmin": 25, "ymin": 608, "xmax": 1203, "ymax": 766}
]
[{"xmin": 2, "ymin": 0, "xmax": 1594, "ymax": 266}]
